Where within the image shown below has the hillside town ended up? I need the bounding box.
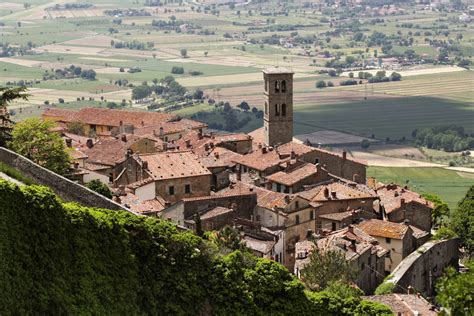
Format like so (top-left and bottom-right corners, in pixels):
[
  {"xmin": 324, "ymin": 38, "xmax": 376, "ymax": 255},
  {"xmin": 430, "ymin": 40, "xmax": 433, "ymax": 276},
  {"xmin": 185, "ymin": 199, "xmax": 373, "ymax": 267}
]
[{"xmin": 33, "ymin": 68, "xmax": 460, "ymax": 306}]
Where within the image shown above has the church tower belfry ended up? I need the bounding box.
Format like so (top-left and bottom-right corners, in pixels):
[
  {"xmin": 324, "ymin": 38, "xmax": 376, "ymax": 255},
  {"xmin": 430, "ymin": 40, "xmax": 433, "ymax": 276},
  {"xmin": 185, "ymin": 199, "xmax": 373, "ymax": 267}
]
[{"xmin": 263, "ymin": 67, "xmax": 294, "ymax": 147}]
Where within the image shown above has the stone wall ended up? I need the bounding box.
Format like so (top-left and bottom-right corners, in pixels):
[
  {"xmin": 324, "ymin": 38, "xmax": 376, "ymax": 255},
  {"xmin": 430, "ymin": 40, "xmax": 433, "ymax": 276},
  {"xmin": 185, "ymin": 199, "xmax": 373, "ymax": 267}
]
[
  {"xmin": 387, "ymin": 238, "xmax": 459, "ymax": 297},
  {"xmin": 0, "ymin": 147, "xmax": 131, "ymax": 212}
]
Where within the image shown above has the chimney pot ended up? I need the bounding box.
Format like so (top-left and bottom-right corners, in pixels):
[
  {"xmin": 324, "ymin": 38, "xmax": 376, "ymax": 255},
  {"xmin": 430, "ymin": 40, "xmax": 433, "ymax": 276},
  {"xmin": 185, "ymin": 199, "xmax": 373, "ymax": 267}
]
[
  {"xmin": 65, "ymin": 138, "xmax": 72, "ymax": 148},
  {"xmin": 159, "ymin": 127, "xmax": 164, "ymax": 136},
  {"xmin": 324, "ymin": 187, "xmax": 329, "ymax": 197},
  {"xmin": 142, "ymin": 161, "xmax": 148, "ymax": 170},
  {"xmin": 121, "ymin": 134, "xmax": 127, "ymax": 142},
  {"xmin": 262, "ymin": 147, "xmax": 267, "ymax": 154},
  {"xmin": 342, "ymin": 151, "xmax": 347, "ymax": 160},
  {"xmin": 331, "ymin": 191, "xmax": 337, "ymax": 198}
]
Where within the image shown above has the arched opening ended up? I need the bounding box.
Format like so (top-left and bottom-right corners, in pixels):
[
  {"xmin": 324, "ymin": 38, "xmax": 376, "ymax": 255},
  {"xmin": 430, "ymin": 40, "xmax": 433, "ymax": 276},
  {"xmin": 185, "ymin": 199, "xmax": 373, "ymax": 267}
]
[
  {"xmin": 275, "ymin": 103, "xmax": 280, "ymax": 116},
  {"xmin": 281, "ymin": 80, "xmax": 286, "ymax": 93},
  {"xmin": 281, "ymin": 103, "xmax": 287, "ymax": 116},
  {"xmin": 265, "ymin": 101, "xmax": 268, "ymax": 114},
  {"xmin": 275, "ymin": 80, "xmax": 280, "ymax": 93}
]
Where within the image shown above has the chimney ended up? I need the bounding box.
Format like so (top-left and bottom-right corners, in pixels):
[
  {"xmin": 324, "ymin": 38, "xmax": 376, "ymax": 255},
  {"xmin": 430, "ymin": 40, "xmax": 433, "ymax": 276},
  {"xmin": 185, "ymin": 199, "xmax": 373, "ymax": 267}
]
[
  {"xmin": 159, "ymin": 126, "xmax": 164, "ymax": 136},
  {"xmin": 198, "ymin": 131, "xmax": 203, "ymax": 140},
  {"xmin": 204, "ymin": 143, "xmax": 209, "ymax": 151},
  {"xmin": 214, "ymin": 151, "xmax": 220, "ymax": 159},
  {"xmin": 290, "ymin": 150, "xmax": 296, "ymax": 159},
  {"xmin": 121, "ymin": 134, "xmax": 127, "ymax": 142},
  {"xmin": 119, "ymin": 120, "xmax": 123, "ymax": 126},
  {"xmin": 262, "ymin": 147, "xmax": 267, "ymax": 154},
  {"xmin": 86, "ymin": 139, "xmax": 93, "ymax": 148},
  {"xmin": 403, "ymin": 219, "xmax": 410, "ymax": 226},
  {"xmin": 331, "ymin": 191, "xmax": 337, "ymax": 199},
  {"xmin": 162, "ymin": 142, "xmax": 168, "ymax": 151},
  {"xmin": 126, "ymin": 148, "xmax": 132, "ymax": 158},
  {"xmin": 324, "ymin": 187, "xmax": 329, "ymax": 198},
  {"xmin": 284, "ymin": 195, "xmax": 290, "ymax": 203},
  {"xmin": 350, "ymin": 239, "xmax": 356, "ymax": 252},
  {"xmin": 65, "ymin": 138, "xmax": 72, "ymax": 148},
  {"xmin": 142, "ymin": 161, "xmax": 148, "ymax": 170},
  {"xmin": 342, "ymin": 151, "xmax": 347, "ymax": 160},
  {"xmin": 400, "ymin": 198, "xmax": 405, "ymax": 207},
  {"xmin": 185, "ymin": 139, "xmax": 191, "ymax": 148},
  {"xmin": 237, "ymin": 168, "xmax": 242, "ymax": 181},
  {"xmin": 141, "ymin": 120, "xmax": 144, "ymax": 126}
]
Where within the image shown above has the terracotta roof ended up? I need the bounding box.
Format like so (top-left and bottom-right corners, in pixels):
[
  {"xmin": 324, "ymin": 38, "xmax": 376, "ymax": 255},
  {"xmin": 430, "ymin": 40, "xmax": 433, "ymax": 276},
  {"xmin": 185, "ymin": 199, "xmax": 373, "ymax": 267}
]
[
  {"xmin": 43, "ymin": 107, "xmax": 175, "ymax": 128},
  {"xmin": 265, "ymin": 162, "xmax": 319, "ymax": 186},
  {"xmin": 69, "ymin": 148, "xmax": 88, "ymax": 160},
  {"xmin": 243, "ymin": 235, "xmax": 276, "ymax": 255},
  {"xmin": 120, "ymin": 193, "xmax": 166, "ymax": 215},
  {"xmin": 297, "ymin": 181, "xmax": 377, "ymax": 202},
  {"xmin": 199, "ymin": 147, "xmax": 241, "ymax": 169},
  {"xmin": 82, "ymin": 135, "xmax": 152, "ymax": 166},
  {"xmin": 182, "ymin": 191, "xmax": 256, "ymax": 202},
  {"xmin": 409, "ymin": 225, "xmax": 430, "ymax": 239},
  {"xmin": 140, "ymin": 151, "xmax": 211, "ymax": 181},
  {"xmin": 219, "ymin": 181, "xmax": 291, "ymax": 210},
  {"xmin": 319, "ymin": 209, "xmax": 376, "ymax": 222},
  {"xmin": 363, "ymin": 294, "xmax": 437, "ymax": 316},
  {"xmin": 358, "ymin": 219, "xmax": 410, "ymax": 240},
  {"xmin": 377, "ymin": 184, "xmax": 435, "ymax": 214},
  {"xmin": 233, "ymin": 147, "xmax": 286, "ymax": 171},
  {"xmin": 134, "ymin": 119, "xmax": 207, "ymax": 137}
]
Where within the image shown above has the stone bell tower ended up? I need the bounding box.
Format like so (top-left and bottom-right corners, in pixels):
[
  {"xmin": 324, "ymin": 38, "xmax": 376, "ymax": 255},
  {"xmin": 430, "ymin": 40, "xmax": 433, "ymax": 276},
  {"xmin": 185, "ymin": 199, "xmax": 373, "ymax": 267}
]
[{"xmin": 263, "ymin": 67, "xmax": 294, "ymax": 147}]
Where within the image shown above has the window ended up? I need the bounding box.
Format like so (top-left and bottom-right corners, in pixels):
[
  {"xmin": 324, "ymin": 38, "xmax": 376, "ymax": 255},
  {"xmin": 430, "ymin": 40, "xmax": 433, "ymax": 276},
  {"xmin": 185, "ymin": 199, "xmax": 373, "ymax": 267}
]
[
  {"xmin": 276, "ymin": 183, "xmax": 281, "ymax": 192},
  {"xmin": 275, "ymin": 103, "xmax": 280, "ymax": 116},
  {"xmin": 275, "ymin": 254, "xmax": 279, "ymax": 262},
  {"xmin": 107, "ymin": 126, "xmax": 113, "ymax": 131},
  {"xmin": 385, "ymin": 238, "xmax": 391, "ymax": 244},
  {"xmin": 265, "ymin": 101, "xmax": 268, "ymax": 114},
  {"xmin": 281, "ymin": 80, "xmax": 286, "ymax": 93},
  {"xmin": 361, "ymin": 263, "xmax": 365, "ymax": 270},
  {"xmin": 331, "ymin": 222, "xmax": 336, "ymax": 231},
  {"xmin": 315, "ymin": 158, "xmax": 319, "ymax": 164},
  {"xmin": 295, "ymin": 215, "xmax": 300, "ymax": 224},
  {"xmin": 295, "ymin": 201, "xmax": 299, "ymax": 210},
  {"xmin": 185, "ymin": 184, "xmax": 191, "ymax": 194},
  {"xmin": 281, "ymin": 104, "xmax": 286, "ymax": 116},
  {"xmin": 90, "ymin": 124, "xmax": 97, "ymax": 132},
  {"xmin": 275, "ymin": 80, "xmax": 280, "ymax": 93},
  {"xmin": 168, "ymin": 186, "xmax": 175, "ymax": 195},
  {"xmin": 310, "ymin": 210, "xmax": 314, "ymax": 220}
]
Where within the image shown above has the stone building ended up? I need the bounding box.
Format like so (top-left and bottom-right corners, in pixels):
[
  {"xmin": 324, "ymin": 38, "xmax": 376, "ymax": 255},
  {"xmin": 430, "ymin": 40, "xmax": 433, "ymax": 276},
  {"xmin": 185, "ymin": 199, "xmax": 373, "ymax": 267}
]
[
  {"xmin": 294, "ymin": 225, "xmax": 388, "ymax": 294},
  {"xmin": 377, "ymin": 184, "xmax": 434, "ymax": 232},
  {"xmin": 127, "ymin": 151, "xmax": 212, "ymax": 203},
  {"xmin": 358, "ymin": 219, "xmax": 428, "ymax": 273}
]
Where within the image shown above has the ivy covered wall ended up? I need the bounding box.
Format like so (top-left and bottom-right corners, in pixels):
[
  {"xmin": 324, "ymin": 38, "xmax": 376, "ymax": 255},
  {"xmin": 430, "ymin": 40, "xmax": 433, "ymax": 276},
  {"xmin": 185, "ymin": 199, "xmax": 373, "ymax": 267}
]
[{"xmin": 0, "ymin": 180, "xmax": 392, "ymax": 315}]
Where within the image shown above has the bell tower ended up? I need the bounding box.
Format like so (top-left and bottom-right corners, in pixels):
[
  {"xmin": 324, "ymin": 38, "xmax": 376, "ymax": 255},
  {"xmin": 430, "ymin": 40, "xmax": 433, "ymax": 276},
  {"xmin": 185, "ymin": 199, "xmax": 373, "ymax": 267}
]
[{"xmin": 263, "ymin": 67, "xmax": 294, "ymax": 147}]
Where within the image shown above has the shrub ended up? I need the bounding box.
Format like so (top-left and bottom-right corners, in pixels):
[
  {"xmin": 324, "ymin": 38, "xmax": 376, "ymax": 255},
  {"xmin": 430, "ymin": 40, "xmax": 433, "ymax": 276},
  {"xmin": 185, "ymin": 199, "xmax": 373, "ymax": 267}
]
[
  {"xmin": 0, "ymin": 180, "xmax": 392, "ymax": 315},
  {"xmin": 374, "ymin": 282, "xmax": 396, "ymax": 295},
  {"xmin": 316, "ymin": 80, "xmax": 326, "ymax": 88},
  {"xmin": 85, "ymin": 180, "xmax": 113, "ymax": 198}
]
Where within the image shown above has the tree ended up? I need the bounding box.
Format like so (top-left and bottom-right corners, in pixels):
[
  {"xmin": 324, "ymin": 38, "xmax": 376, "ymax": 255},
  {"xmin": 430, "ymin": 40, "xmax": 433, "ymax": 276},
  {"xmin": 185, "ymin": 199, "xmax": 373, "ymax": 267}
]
[
  {"xmin": 451, "ymin": 186, "xmax": 474, "ymax": 258},
  {"xmin": 0, "ymin": 87, "xmax": 29, "ymax": 146},
  {"xmin": 9, "ymin": 118, "xmax": 70, "ymax": 175},
  {"xmin": 239, "ymin": 101, "xmax": 250, "ymax": 112},
  {"xmin": 436, "ymin": 261, "xmax": 474, "ymax": 315},
  {"xmin": 132, "ymin": 85, "xmax": 152, "ymax": 100},
  {"xmin": 361, "ymin": 139, "xmax": 370, "ymax": 150},
  {"xmin": 193, "ymin": 89, "xmax": 204, "ymax": 100},
  {"xmin": 422, "ymin": 193, "xmax": 450, "ymax": 227},
  {"xmin": 85, "ymin": 180, "xmax": 112, "ymax": 198},
  {"xmin": 67, "ymin": 121, "xmax": 85, "ymax": 136},
  {"xmin": 180, "ymin": 48, "xmax": 187, "ymax": 58},
  {"xmin": 316, "ymin": 80, "xmax": 326, "ymax": 88},
  {"xmin": 390, "ymin": 72, "xmax": 402, "ymax": 81},
  {"xmin": 301, "ymin": 247, "xmax": 358, "ymax": 291}
]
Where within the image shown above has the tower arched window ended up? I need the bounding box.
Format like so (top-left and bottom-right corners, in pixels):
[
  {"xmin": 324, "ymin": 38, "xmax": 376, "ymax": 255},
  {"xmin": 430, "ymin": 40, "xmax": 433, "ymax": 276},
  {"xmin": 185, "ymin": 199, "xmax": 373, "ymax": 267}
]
[
  {"xmin": 275, "ymin": 81, "xmax": 280, "ymax": 93},
  {"xmin": 265, "ymin": 101, "xmax": 268, "ymax": 114},
  {"xmin": 275, "ymin": 103, "xmax": 280, "ymax": 116},
  {"xmin": 281, "ymin": 80, "xmax": 286, "ymax": 93},
  {"xmin": 281, "ymin": 104, "xmax": 287, "ymax": 116}
]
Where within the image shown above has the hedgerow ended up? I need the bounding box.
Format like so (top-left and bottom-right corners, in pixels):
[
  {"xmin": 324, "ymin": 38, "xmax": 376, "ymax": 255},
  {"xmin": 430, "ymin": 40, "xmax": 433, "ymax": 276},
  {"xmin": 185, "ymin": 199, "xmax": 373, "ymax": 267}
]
[{"xmin": 0, "ymin": 180, "xmax": 392, "ymax": 315}]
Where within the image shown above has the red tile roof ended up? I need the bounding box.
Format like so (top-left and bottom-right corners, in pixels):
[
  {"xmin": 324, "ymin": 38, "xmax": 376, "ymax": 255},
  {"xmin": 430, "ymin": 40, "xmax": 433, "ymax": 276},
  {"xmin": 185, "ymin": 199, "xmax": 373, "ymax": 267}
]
[
  {"xmin": 140, "ymin": 151, "xmax": 211, "ymax": 180},
  {"xmin": 363, "ymin": 294, "xmax": 437, "ymax": 315},
  {"xmin": 265, "ymin": 162, "xmax": 319, "ymax": 186},
  {"xmin": 297, "ymin": 181, "xmax": 377, "ymax": 202},
  {"xmin": 199, "ymin": 147, "xmax": 241, "ymax": 169},
  {"xmin": 377, "ymin": 184, "xmax": 434, "ymax": 214},
  {"xmin": 358, "ymin": 219, "xmax": 410, "ymax": 239},
  {"xmin": 134, "ymin": 119, "xmax": 207, "ymax": 137},
  {"xmin": 43, "ymin": 107, "xmax": 175, "ymax": 128}
]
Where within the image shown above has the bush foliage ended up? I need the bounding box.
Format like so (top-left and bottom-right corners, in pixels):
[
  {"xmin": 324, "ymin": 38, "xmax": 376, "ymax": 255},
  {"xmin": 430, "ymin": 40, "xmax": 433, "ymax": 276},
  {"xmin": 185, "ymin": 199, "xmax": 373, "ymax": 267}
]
[{"xmin": 0, "ymin": 180, "xmax": 392, "ymax": 315}]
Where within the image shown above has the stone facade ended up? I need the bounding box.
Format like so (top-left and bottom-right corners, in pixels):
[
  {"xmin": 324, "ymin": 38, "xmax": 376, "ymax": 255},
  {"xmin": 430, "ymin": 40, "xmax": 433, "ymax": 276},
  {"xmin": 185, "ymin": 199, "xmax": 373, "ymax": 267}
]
[{"xmin": 263, "ymin": 68, "xmax": 294, "ymax": 147}]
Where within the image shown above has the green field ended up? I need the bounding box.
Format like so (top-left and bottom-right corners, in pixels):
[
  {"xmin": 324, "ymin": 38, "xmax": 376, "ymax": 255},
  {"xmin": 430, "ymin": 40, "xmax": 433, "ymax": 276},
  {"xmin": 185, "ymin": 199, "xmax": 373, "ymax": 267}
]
[{"xmin": 367, "ymin": 167, "xmax": 474, "ymax": 209}]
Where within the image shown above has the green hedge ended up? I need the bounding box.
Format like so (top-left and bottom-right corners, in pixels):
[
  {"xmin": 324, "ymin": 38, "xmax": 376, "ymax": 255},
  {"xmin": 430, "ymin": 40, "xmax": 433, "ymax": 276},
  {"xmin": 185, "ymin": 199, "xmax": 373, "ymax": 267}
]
[{"xmin": 0, "ymin": 180, "xmax": 393, "ymax": 315}]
